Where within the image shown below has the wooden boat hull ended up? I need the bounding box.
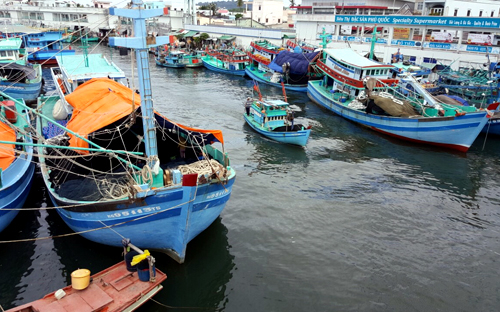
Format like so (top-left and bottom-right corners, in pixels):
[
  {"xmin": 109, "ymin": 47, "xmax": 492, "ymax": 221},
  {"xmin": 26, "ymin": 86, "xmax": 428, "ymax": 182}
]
[
  {"xmin": 202, "ymin": 59, "xmax": 246, "ymax": 76},
  {"xmin": 0, "ymin": 99, "xmax": 35, "ymax": 233},
  {"xmin": 0, "ymin": 157, "xmax": 35, "ymax": 233},
  {"xmin": 243, "ymin": 113, "xmax": 311, "ymax": 146},
  {"xmin": 308, "ymin": 80, "xmax": 489, "ymax": 152},
  {"xmin": 245, "ymin": 67, "xmax": 308, "ymax": 92},
  {"xmin": 6, "ymin": 261, "xmax": 167, "ymax": 312},
  {"xmin": 0, "ymin": 64, "xmax": 43, "ymax": 102},
  {"xmin": 482, "ymin": 114, "xmax": 500, "ymax": 136},
  {"xmin": 155, "ymin": 58, "xmax": 185, "ymax": 68}
]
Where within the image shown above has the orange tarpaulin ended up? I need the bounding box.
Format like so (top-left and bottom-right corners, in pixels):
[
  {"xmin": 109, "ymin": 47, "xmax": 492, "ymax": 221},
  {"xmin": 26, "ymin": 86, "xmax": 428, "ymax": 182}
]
[
  {"xmin": 65, "ymin": 78, "xmax": 224, "ymax": 153},
  {"xmin": 0, "ymin": 120, "xmax": 15, "ymax": 170}
]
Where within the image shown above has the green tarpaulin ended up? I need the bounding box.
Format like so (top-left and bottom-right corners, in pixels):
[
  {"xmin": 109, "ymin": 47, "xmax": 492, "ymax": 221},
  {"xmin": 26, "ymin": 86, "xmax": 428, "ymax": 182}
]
[
  {"xmin": 282, "ymin": 34, "xmax": 296, "ymax": 39},
  {"xmin": 183, "ymin": 31, "xmax": 199, "ymax": 37},
  {"xmin": 219, "ymin": 35, "xmax": 236, "ymax": 41}
]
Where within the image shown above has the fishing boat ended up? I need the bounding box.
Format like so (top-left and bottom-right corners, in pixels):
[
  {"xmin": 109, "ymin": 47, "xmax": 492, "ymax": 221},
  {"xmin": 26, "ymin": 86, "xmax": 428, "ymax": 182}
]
[
  {"xmin": 182, "ymin": 51, "xmax": 204, "ymax": 68},
  {"xmin": 30, "ymin": 2, "xmax": 235, "ymax": 264},
  {"xmin": 155, "ymin": 50, "xmax": 186, "ymax": 68},
  {"xmin": 245, "ymin": 39, "xmax": 322, "ymax": 92},
  {"xmin": 0, "ymin": 37, "xmax": 43, "ymax": 103},
  {"xmin": 307, "ymin": 47, "xmax": 490, "ymax": 152},
  {"xmin": 0, "ymin": 95, "xmax": 35, "ymax": 233},
  {"xmin": 243, "ymin": 91, "xmax": 311, "ymax": 146},
  {"xmin": 5, "ymin": 244, "xmax": 167, "ymax": 312},
  {"xmin": 201, "ymin": 48, "xmax": 249, "ymax": 75},
  {"xmin": 50, "ymin": 52, "xmax": 126, "ymax": 98},
  {"xmin": 24, "ymin": 31, "xmax": 75, "ymax": 65}
]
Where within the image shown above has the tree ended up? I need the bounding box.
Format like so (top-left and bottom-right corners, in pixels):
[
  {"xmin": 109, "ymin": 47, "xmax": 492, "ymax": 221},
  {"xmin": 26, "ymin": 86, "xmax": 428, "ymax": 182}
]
[
  {"xmin": 175, "ymin": 34, "xmax": 184, "ymax": 41},
  {"xmin": 235, "ymin": 13, "xmax": 243, "ymax": 19},
  {"xmin": 193, "ymin": 37, "xmax": 202, "ymax": 49},
  {"xmin": 237, "ymin": 0, "xmax": 243, "ymax": 9},
  {"xmin": 199, "ymin": 33, "xmax": 209, "ymax": 41},
  {"xmin": 199, "ymin": 5, "xmax": 209, "ymax": 10},
  {"xmin": 290, "ymin": 0, "xmax": 296, "ymax": 7},
  {"xmin": 208, "ymin": 2, "xmax": 217, "ymax": 16}
]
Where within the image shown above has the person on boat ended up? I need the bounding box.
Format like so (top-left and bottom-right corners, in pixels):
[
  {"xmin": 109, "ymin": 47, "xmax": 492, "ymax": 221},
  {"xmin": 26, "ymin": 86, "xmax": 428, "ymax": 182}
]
[
  {"xmin": 287, "ymin": 109, "xmax": 294, "ymax": 130},
  {"xmin": 245, "ymin": 97, "xmax": 252, "ymax": 116},
  {"xmin": 179, "ymin": 137, "xmax": 187, "ymax": 159}
]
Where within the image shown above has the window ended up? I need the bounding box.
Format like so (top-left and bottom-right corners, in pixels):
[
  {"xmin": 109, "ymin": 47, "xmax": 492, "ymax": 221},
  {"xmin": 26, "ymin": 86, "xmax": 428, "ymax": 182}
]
[
  {"xmin": 454, "ymin": 9, "xmax": 458, "ymax": 16},
  {"xmin": 258, "ymin": 18, "xmax": 260, "ymax": 22},
  {"xmin": 417, "ymin": 3, "xmax": 423, "ymax": 10},
  {"xmin": 467, "ymin": 9, "xmax": 471, "ymax": 16},
  {"xmin": 259, "ymin": 5, "xmax": 261, "ymax": 10},
  {"xmin": 278, "ymin": 18, "xmax": 280, "ymax": 23},
  {"xmin": 266, "ymin": 18, "xmax": 268, "ymax": 23},
  {"xmin": 479, "ymin": 10, "xmax": 483, "ymax": 17},
  {"xmin": 492, "ymin": 11, "xmax": 494, "ymax": 17}
]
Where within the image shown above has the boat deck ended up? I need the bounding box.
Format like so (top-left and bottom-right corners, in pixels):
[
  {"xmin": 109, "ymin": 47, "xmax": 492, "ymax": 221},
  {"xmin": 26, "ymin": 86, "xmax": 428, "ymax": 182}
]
[
  {"xmin": 7, "ymin": 261, "xmax": 167, "ymax": 312},
  {"xmin": 55, "ymin": 54, "xmax": 125, "ymax": 80}
]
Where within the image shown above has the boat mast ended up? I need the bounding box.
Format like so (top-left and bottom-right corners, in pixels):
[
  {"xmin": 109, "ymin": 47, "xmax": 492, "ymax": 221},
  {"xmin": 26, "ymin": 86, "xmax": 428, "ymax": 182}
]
[
  {"xmin": 318, "ymin": 27, "xmax": 331, "ymax": 59},
  {"xmin": 109, "ymin": 0, "xmax": 169, "ymax": 187},
  {"xmin": 369, "ymin": 25, "xmax": 377, "ymax": 60}
]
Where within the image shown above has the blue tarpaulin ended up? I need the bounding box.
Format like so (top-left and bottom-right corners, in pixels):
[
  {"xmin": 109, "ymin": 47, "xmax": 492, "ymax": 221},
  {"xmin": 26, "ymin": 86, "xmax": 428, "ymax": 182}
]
[{"xmin": 268, "ymin": 51, "xmax": 320, "ymax": 75}]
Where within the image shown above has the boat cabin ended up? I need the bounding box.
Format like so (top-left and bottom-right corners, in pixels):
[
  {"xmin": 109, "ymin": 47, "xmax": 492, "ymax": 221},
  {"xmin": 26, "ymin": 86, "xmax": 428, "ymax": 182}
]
[
  {"xmin": 52, "ymin": 53, "xmax": 126, "ymax": 96},
  {"xmin": 251, "ymin": 99, "xmax": 291, "ymax": 129},
  {"xmin": 0, "ymin": 38, "xmax": 22, "ymax": 63},
  {"xmin": 317, "ymin": 48, "xmax": 396, "ymax": 98}
]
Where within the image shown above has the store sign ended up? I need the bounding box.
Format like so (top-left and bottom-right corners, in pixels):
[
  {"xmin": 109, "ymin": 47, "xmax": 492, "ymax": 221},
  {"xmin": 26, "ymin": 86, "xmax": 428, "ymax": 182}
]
[
  {"xmin": 430, "ymin": 31, "xmax": 453, "ymax": 42},
  {"xmin": 393, "ymin": 28, "xmax": 410, "ymax": 39},
  {"xmin": 335, "ymin": 15, "xmax": 500, "ymax": 28},
  {"xmin": 467, "ymin": 33, "xmax": 493, "ymax": 45}
]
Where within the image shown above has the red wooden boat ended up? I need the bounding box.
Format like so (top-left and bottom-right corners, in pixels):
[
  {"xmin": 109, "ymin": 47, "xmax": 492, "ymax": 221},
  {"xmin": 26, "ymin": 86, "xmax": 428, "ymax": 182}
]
[{"xmin": 6, "ymin": 261, "xmax": 167, "ymax": 312}]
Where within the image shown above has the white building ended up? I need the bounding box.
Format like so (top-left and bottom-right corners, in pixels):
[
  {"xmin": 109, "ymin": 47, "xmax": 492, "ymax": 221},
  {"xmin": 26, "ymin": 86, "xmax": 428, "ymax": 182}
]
[
  {"xmin": 423, "ymin": 0, "xmax": 500, "ymax": 17},
  {"xmin": 293, "ymin": 0, "xmax": 416, "ymax": 43},
  {"xmin": 252, "ymin": 0, "xmax": 284, "ymax": 25}
]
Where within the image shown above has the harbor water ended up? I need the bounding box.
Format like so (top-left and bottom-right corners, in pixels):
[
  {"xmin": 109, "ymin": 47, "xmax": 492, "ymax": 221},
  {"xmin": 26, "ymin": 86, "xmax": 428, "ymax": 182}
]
[{"xmin": 1, "ymin": 44, "xmax": 500, "ymax": 311}]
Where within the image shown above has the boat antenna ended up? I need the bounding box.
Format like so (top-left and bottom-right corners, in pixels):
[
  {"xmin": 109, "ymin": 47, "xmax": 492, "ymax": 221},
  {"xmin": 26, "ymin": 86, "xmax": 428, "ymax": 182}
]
[
  {"xmin": 369, "ymin": 24, "xmax": 378, "ymax": 60},
  {"xmin": 109, "ymin": 0, "xmax": 169, "ymax": 187}
]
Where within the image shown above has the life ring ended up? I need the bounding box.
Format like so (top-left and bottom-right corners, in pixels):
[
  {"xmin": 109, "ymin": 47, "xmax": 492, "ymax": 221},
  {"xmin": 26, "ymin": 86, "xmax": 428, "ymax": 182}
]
[
  {"xmin": 358, "ymin": 95, "xmax": 366, "ymax": 101},
  {"xmin": 393, "ymin": 99, "xmax": 404, "ymax": 105}
]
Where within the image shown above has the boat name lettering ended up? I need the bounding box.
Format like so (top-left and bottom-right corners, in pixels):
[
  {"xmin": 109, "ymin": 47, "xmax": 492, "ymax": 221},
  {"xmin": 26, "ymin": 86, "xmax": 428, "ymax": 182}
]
[
  {"xmin": 207, "ymin": 190, "xmax": 228, "ymax": 199},
  {"xmin": 107, "ymin": 206, "xmax": 161, "ymax": 218},
  {"xmin": 335, "ymin": 15, "xmax": 500, "ymax": 28}
]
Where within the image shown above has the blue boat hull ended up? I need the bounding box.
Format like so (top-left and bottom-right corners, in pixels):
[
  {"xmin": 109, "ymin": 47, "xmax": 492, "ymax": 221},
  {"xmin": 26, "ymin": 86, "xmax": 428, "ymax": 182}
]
[
  {"xmin": 46, "ymin": 175, "xmax": 235, "ymax": 263},
  {"xmin": 243, "ymin": 113, "xmax": 311, "ymax": 146},
  {"xmin": 28, "ymin": 49, "xmax": 75, "ymax": 63},
  {"xmin": 307, "ymin": 81, "xmax": 488, "ymax": 152},
  {"xmin": 155, "ymin": 59, "xmax": 185, "ymax": 68},
  {"xmin": 0, "ymin": 80, "xmax": 42, "ymax": 102},
  {"xmin": 482, "ymin": 116, "xmax": 500, "ymax": 136},
  {"xmin": 202, "ymin": 59, "xmax": 246, "ymax": 76},
  {"xmin": 245, "ymin": 67, "xmax": 308, "ymax": 92},
  {"xmin": 0, "ymin": 148, "xmax": 35, "ymax": 233}
]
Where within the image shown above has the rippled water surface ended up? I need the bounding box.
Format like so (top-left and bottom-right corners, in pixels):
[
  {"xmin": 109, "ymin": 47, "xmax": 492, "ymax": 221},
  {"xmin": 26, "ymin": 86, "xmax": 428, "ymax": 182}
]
[{"xmin": 1, "ymin": 44, "xmax": 500, "ymax": 311}]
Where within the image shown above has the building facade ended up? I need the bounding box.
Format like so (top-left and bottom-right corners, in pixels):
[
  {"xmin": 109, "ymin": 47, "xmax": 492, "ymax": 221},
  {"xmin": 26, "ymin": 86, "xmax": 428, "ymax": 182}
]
[{"xmin": 252, "ymin": 0, "xmax": 284, "ymax": 25}]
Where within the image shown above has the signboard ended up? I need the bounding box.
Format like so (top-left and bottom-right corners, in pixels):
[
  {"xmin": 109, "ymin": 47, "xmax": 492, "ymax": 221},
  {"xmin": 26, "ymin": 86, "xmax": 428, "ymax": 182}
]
[
  {"xmin": 317, "ymin": 24, "xmax": 335, "ymax": 34},
  {"xmin": 467, "ymin": 33, "xmax": 493, "ymax": 45},
  {"xmin": 340, "ymin": 25, "xmax": 352, "ymax": 35},
  {"xmin": 334, "ymin": 15, "xmax": 500, "ymax": 29},
  {"xmin": 430, "ymin": 31, "xmax": 453, "ymax": 42},
  {"xmin": 393, "ymin": 28, "xmax": 410, "ymax": 39}
]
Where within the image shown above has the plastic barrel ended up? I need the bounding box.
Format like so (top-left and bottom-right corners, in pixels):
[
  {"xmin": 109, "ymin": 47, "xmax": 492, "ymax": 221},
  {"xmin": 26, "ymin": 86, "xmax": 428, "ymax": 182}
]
[
  {"xmin": 124, "ymin": 250, "xmax": 139, "ymax": 272},
  {"xmin": 137, "ymin": 260, "xmax": 156, "ymax": 282}
]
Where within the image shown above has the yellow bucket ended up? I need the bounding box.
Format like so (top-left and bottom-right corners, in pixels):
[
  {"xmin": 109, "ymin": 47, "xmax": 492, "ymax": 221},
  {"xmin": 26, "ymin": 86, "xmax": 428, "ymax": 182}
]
[{"xmin": 71, "ymin": 269, "xmax": 91, "ymax": 290}]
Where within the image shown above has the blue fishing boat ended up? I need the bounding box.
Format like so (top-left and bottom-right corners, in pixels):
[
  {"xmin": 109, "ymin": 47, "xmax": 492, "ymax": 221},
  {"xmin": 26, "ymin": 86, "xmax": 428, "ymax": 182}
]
[
  {"xmin": 0, "ymin": 38, "xmax": 43, "ymax": 103},
  {"xmin": 201, "ymin": 48, "xmax": 249, "ymax": 75},
  {"xmin": 0, "ymin": 95, "xmax": 35, "ymax": 233},
  {"xmin": 155, "ymin": 51, "xmax": 186, "ymax": 68},
  {"xmin": 245, "ymin": 40, "xmax": 322, "ymax": 92},
  {"xmin": 243, "ymin": 97, "xmax": 311, "ymax": 146},
  {"xmin": 307, "ymin": 47, "xmax": 490, "ymax": 152},
  {"xmin": 31, "ymin": 2, "xmax": 235, "ymax": 264},
  {"xmin": 24, "ymin": 31, "xmax": 75, "ymax": 65}
]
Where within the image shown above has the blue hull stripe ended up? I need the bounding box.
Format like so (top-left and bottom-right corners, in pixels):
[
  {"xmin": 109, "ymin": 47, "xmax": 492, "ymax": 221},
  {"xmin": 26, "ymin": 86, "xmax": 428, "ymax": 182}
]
[
  {"xmin": 202, "ymin": 60, "xmax": 246, "ymax": 76},
  {"xmin": 245, "ymin": 68, "xmax": 308, "ymax": 92}
]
